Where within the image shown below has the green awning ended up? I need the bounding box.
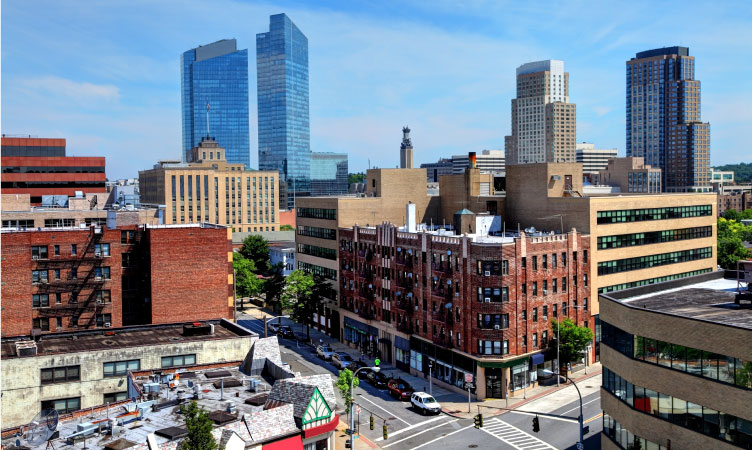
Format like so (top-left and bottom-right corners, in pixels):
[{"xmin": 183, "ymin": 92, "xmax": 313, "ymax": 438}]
[{"xmin": 478, "ymin": 356, "xmax": 529, "ymax": 369}]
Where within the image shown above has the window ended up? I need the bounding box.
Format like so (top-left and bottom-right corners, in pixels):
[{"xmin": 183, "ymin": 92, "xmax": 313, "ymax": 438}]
[
  {"xmin": 561, "ymin": 252, "xmax": 566, "ymax": 267},
  {"xmin": 532, "ymin": 256, "xmax": 538, "ymax": 270},
  {"xmin": 596, "ymin": 205, "xmax": 712, "ymax": 224},
  {"xmin": 598, "ymin": 248, "xmax": 712, "ymax": 275},
  {"xmin": 597, "ymin": 226, "xmax": 712, "ymax": 250},
  {"xmin": 95, "ymin": 290, "xmax": 111, "ymax": 303},
  {"xmin": 532, "ymin": 308, "xmax": 538, "ymax": 322},
  {"xmin": 122, "ymin": 253, "xmax": 131, "ymax": 268},
  {"xmin": 533, "ymin": 333, "xmax": 538, "ymax": 348},
  {"xmin": 71, "ymin": 268, "xmax": 77, "ymax": 279},
  {"xmin": 542, "ymin": 255, "xmax": 547, "ymax": 269},
  {"xmin": 54, "ymin": 245, "xmax": 60, "ymax": 256},
  {"xmin": 41, "ymin": 365, "xmax": 80, "ymax": 384},
  {"xmin": 96, "ymin": 314, "xmax": 112, "ymax": 326},
  {"xmin": 161, "ymin": 354, "xmax": 196, "ymax": 368},
  {"xmin": 521, "ymin": 310, "xmax": 527, "ymax": 321},
  {"xmin": 121, "ymin": 230, "xmax": 136, "ymax": 244},
  {"xmin": 54, "ymin": 269, "xmax": 60, "ymax": 280},
  {"xmin": 94, "ymin": 267, "xmax": 111, "ymax": 279},
  {"xmin": 532, "ymin": 282, "xmax": 538, "ymax": 296},
  {"xmin": 33, "ymin": 318, "xmax": 49, "ymax": 331},
  {"xmin": 94, "ymin": 243, "xmax": 110, "ymax": 256},
  {"xmin": 103, "ymin": 360, "xmax": 140, "ymax": 377},
  {"xmin": 71, "ymin": 244, "xmax": 77, "ymax": 256},
  {"xmin": 562, "ymin": 277, "xmax": 567, "ymax": 292},
  {"xmin": 33, "ymin": 294, "xmax": 49, "ymax": 308},
  {"xmin": 553, "ymin": 278, "xmax": 558, "ymax": 293},
  {"xmin": 31, "ymin": 246, "xmax": 48, "ymax": 259},
  {"xmin": 32, "ymin": 270, "xmax": 48, "ymax": 283},
  {"xmin": 41, "ymin": 397, "xmax": 80, "ymax": 414},
  {"xmin": 584, "ymin": 274, "xmax": 588, "ymax": 286},
  {"xmin": 552, "ymin": 254, "xmax": 557, "ymax": 268},
  {"xmin": 553, "ymin": 304, "xmax": 558, "ymax": 317}
]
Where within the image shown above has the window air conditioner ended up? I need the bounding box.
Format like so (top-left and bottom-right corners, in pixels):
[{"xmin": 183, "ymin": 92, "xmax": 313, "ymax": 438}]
[
  {"xmin": 484, "ymin": 271, "xmax": 491, "ymax": 277},
  {"xmin": 32, "ymin": 255, "xmax": 39, "ymax": 260},
  {"xmin": 494, "ymin": 325, "xmax": 500, "ymax": 330},
  {"xmin": 543, "ymin": 290, "xmax": 548, "ymax": 295},
  {"xmin": 105, "ymin": 322, "xmax": 111, "ymax": 328},
  {"xmin": 95, "ymin": 276, "xmax": 102, "ymax": 280},
  {"xmin": 484, "ymin": 297, "xmax": 491, "ymax": 303},
  {"xmin": 96, "ymin": 299, "xmax": 103, "ymax": 304},
  {"xmin": 95, "ymin": 252, "xmax": 102, "ymax": 257}
]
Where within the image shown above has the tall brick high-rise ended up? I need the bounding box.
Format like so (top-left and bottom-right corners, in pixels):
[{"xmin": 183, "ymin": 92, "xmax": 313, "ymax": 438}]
[
  {"xmin": 507, "ymin": 60, "xmax": 576, "ymax": 165},
  {"xmin": 627, "ymin": 47, "xmax": 711, "ymax": 192}
]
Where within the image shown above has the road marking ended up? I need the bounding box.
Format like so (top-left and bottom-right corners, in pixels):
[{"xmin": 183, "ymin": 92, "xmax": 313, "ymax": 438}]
[
  {"xmin": 409, "ymin": 424, "xmax": 474, "ymax": 450},
  {"xmin": 502, "ymin": 409, "xmax": 578, "ymax": 423},
  {"xmin": 373, "ymin": 415, "xmax": 447, "ymax": 441},
  {"xmin": 355, "ymin": 393, "xmax": 411, "ymax": 426},
  {"xmin": 585, "ymin": 412, "xmax": 603, "ymax": 424},
  {"xmin": 382, "ymin": 419, "xmax": 458, "ymax": 448},
  {"xmin": 560, "ymin": 397, "xmax": 600, "ymax": 415},
  {"xmin": 481, "ymin": 418, "xmax": 556, "ymax": 450}
]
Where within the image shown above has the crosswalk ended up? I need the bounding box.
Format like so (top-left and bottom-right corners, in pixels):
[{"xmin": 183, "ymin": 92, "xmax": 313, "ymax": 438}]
[{"xmin": 481, "ymin": 418, "xmax": 557, "ymax": 450}]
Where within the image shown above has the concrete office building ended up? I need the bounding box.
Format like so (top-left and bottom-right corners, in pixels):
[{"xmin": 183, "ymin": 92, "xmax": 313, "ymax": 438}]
[
  {"xmin": 181, "ymin": 39, "xmax": 250, "ymax": 167},
  {"xmin": 310, "ymin": 152, "xmax": 348, "ymax": 196},
  {"xmin": 339, "ymin": 222, "xmax": 591, "ymax": 399},
  {"xmin": 576, "ymin": 143, "xmax": 618, "ymax": 175},
  {"xmin": 400, "ymin": 126, "xmax": 414, "ymax": 169},
  {"xmin": 710, "ymin": 168, "xmax": 735, "ymax": 188},
  {"xmin": 451, "ymin": 150, "xmax": 506, "ymax": 174},
  {"xmin": 595, "ymin": 157, "xmax": 662, "ymax": 193},
  {"xmin": 507, "ymin": 60, "xmax": 576, "ymax": 165},
  {"xmin": 257, "ymin": 14, "xmax": 311, "ymax": 208},
  {"xmin": 627, "ymin": 47, "xmax": 711, "ymax": 192},
  {"xmin": 600, "ymin": 271, "xmax": 752, "ymax": 449},
  {"xmin": 139, "ymin": 137, "xmax": 280, "ymax": 232},
  {"xmin": 420, "ymin": 158, "xmax": 454, "ymax": 182}
]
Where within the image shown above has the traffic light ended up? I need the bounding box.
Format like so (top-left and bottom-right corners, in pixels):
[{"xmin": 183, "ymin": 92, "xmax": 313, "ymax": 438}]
[
  {"xmin": 370, "ymin": 415, "xmax": 374, "ymax": 430},
  {"xmin": 473, "ymin": 414, "xmax": 482, "ymax": 429},
  {"xmin": 532, "ymin": 416, "xmax": 540, "ymax": 433},
  {"xmin": 382, "ymin": 424, "xmax": 388, "ymax": 440},
  {"xmin": 478, "ymin": 414, "xmax": 483, "ymax": 428}
]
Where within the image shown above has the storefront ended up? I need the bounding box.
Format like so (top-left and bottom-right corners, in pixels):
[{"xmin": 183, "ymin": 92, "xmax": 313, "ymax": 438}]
[
  {"xmin": 343, "ymin": 317, "xmax": 379, "ymax": 357},
  {"xmin": 409, "ymin": 337, "xmax": 477, "ymax": 394},
  {"xmin": 479, "ymin": 355, "xmax": 531, "ymax": 399},
  {"xmin": 394, "ymin": 336, "xmax": 410, "ymax": 371}
]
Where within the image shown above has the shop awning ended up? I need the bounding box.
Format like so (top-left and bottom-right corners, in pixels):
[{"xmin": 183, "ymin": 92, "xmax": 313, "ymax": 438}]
[
  {"xmin": 262, "ymin": 434, "xmax": 303, "ymax": 450},
  {"xmin": 478, "ymin": 356, "xmax": 529, "ymax": 369},
  {"xmin": 531, "ymin": 353, "xmax": 545, "ymax": 366},
  {"xmin": 303, "ymin": 415, "xmax": 339, "ymax": 439},
  {"xmin": 344, "ymin": 317, "xmax": 368, "ymax": 334}
]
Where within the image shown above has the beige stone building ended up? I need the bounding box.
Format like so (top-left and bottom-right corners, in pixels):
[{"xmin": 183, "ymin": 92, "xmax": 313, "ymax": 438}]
[
  {"xmin": 139, "ymin": 138, "xmax": 280, "ymax": 232},
  {"xmin": 595, "ymin": 157, "xmax": 662, "ymax": 193},
  {"xmin": 600, "ymin": 272, "xmax": 752, "ymax": 449}
]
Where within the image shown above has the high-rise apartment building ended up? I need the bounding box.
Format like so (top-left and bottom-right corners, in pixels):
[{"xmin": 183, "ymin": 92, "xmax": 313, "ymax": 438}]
[
  {"xmin": 257, "ymin": 14, "xmax": 311, "ymax": 209},
  {"xmin": 181, "ymin": 39, "xmax": 250, "ymax": 168},
  {"xmin": 310, "ymin": 152, "xmax": 348, "ymax": 196},
  {"xmin": 508, "ymin": 60, "xmax": 576, "ymax": 165},
  {"xmin": 627, "ymin": 47, "xmax": 710, "ymax": 192},
  {"xmin": 400, "ymin": 126, "xmax": 414, "ymax": 169}
]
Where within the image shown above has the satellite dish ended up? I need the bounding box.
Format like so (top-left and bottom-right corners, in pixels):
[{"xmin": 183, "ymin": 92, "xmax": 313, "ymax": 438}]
[{"xmin": 24, "ymin": 409, "xmax": 59, "ymax": 446}]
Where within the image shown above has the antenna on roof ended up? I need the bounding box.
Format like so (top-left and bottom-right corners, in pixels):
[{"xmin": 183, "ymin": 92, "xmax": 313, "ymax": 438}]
[
  {"xmin": 206, "ymin": 98, "xmax": 211, "ymax": 138},
  {"xmin": 22, "ymin": 409, "xmax": 59, "ymax": 448}
]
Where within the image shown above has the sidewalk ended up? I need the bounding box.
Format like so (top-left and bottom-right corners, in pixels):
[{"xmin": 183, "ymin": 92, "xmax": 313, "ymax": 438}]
[{"xmin": 333, "ymin": 415, "xmax": 380, "ymax": 450}]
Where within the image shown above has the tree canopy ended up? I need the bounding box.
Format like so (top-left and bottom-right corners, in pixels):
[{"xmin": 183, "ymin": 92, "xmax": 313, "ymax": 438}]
[
  {"xmin": 336, "ymin": 368, "xmax": 359, "ymax": 412},
  {"xmin": 717, "ymin": 216, "xmax": 752, "ymax": 269},
  {"xmin": 281, "ymin": 270, "xmax": 317, "ymax": 339},
  {"xmin": 550, "ymin": 318, "xmax": 593, "ymax": 368},
  {"xmin": 264, "ymin": 263, "xmax": 286, "ymax": 312},
  {"xmin": 180, "ymin": 401, "xmax": 217, "ymax": 450},
  {"xmin": 239, "ymin": 235, "xmax": 270, "ymax": 273},
  {"xmin": 233, "ymin": 252, "xmax": 263, "ymax": 298},
  {"xmin": 348, "ymin": 172, "xmax": 366, "ymax": 185},
  {"xmin": 713, "ymin": 163, "xmax": 752, "ymax": 183},
  {"xmin": 280, "ymin": 224, "xmax": 294, "ymax": 231}
]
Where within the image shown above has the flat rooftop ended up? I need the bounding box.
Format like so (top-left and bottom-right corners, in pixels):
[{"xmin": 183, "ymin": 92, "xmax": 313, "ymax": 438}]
[
  {"xmin": 604, "ymin": 275, "xmax": 752, "ymax": 331},
  {"xmin": 1, "ymin": 320, "xmax": 254, "ymax": 359}
]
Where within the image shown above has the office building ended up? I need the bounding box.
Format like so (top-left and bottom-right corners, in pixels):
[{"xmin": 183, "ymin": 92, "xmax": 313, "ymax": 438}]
[
  {"xmin": 452, "ymin": 150, "xmax": 506, "ymax": 174},
  {"xmin": 710, "ymin": 168, "xmax": 735, "ymax": 188},
  {"xmin": 400, "ymin": 126, "xmax": 414, "ymax": 169},
  {"xmin": 1, "ymin": 223, "xmax": 233, "ymax": 336},
  {"xmin": 508, "ymin": 60, "xmax": 576, "ymax": 165},
  {"xmin": 420, "ymin": 158, "xmax": 453, "ymax": 182},
  {"xmin": 310, "ymin": 152, "xmax": 348, "ymax": 196},
  {"xmin": 340, "ymin": 222, "xmax": 591, "ymax": 399},
  {"xmin": 181, "ymin": 39, "xmax": 250, "ymax": 167},
  {"xmin": 595, "ymin": 157, "xmax": 662, "ymax": 193},
  {"xmin": 1, "ymin": 136, "xmax": 106, "ymax": 204},
  {"xmin": 576, "ymin": 143, "xmax": 618, "ymax": 175},
  {"xmin": 627, "ymin": 47, "xmax": 711, "ymax": 192},
  {"xmin": 600, "ymin": 271, "xmax": 752, "ymax": 449},
  {"xmin": 257, "ymin": 14, "xmax": 311, "ymax": 209},
  {"xmin": 139, "ymin": 137, "xmax": 280, "ymax": 232}
]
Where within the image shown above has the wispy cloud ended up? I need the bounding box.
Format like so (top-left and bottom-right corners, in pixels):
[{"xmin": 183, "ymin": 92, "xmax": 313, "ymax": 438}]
[{"xmin": 19, "ymin": 76, "xmax": 120, "ymax": 102}]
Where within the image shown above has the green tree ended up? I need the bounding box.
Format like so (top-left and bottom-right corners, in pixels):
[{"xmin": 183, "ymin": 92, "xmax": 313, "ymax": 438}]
[
  {"xmin": 718, "ymin": 236, "xmax": 751, "ymax": 269},
  {"xmin": 281, "ymin": 270, "xmax": 316, "ymax": 339},
  {"xmin": 724, "ymin": 209, "xmax": 743, "ymax": 222},
  {"xmin": 348, "ymin": 172, "xmax": 366, "ymax": 185},
  {"xmin": 240, "ymin": 235, "xmax": 270, "ymax": 273},
  {"xmin": 280, "ymin": 224, "xmax": 294, "ymax": 231},
  {"xmin": 264, "ymin": 263, "xmax": 286, "ymax": 313},
  {"xmin": 550, "ymin": 318, "xmax": 594, "ymax": 369},
  {"xmin": 180, "ymin": 401, "xmax": 217, "ymax": 450},
  {"xmin": 233, "ymin": 253, "xmax": 263, "ymax": 299},
  {"xmin": 336, "ymin": 368, "xmax": 359, "ymax": 412}
]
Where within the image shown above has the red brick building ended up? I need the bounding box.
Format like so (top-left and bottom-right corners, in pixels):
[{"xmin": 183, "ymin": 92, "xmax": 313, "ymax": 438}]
[
  {"xmin": 1, "ymin": 224, "xmax": 233, "ymax": 338},
  {"xmin": 338, "ymin": 223, "xmax": 591, "ymax": 399},
  {"xmin": 1, "ymin": 136, "xmax": 106, "ymax": 204}
]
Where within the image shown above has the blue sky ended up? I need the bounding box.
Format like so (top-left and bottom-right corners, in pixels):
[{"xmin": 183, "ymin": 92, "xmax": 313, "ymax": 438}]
[{"xmin": 2, "ymin": 0, "xmax": 751, "ymax": 180}]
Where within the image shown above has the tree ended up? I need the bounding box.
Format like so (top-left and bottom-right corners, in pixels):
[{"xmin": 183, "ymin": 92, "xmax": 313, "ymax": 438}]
[
  {"xmin": 717, "ymin": 216, "xmax": 752, "ymax": 269},
  {"xmin": 718, "ymin": 236, "xmax": 751, "ymax": 269},
  {"xmin": 180, "ymin": 401, "xmax": 217, "ymax": 450},
  {"xmin": 280, "ymin": 224, "xmax": 294, "ymax": 231},
  {"xmin": 239, "ymin": 235, "xmax": 270, "ymax": 273},
  {"xmin": 264, "ymin": 263, "xmax": 286, "ymax": 313},
  {"xmin": 281, "ymin": 270, "xmax": 316, "ymax": 339},
  {"xmin": 233, "ymin": 253, "xmax": 263, "ymax": 300},
  {"xmin": 550, "ymin": 318, "xmax": 594, "ymax": 369},
  {"xmin": 348, "ymin": 172, "xmax": 366, "ymax": 185},
  {"xmin": 336, "ymin": 368, "xmax": 359, "ymax": 413}
]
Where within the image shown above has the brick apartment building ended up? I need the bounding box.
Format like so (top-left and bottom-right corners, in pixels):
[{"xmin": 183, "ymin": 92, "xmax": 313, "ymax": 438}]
[
  {"xmin": 1, "ymin": 136, "xmax": 106, "ymax": 204},
  {"xmin": 1, "ymin": 223, "xmax": 233, "ymax": 338},
  {"xmin": 338, "ymin": 222, "xmax": 590, "ymax": 399}
]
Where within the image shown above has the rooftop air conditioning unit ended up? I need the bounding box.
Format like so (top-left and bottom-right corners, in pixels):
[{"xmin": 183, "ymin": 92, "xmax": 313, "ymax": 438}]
[
  {"xmin": 484, "ymin": 297, "xmax": 491, "ymax": 303},
  {"xmin": 494, "ymin": 325, "xmax": 500, "ymax": 330},
  {"xmin": 105, "ymin": 322, "xmax": 111, "ymax": 328},
  {"xmin": 484, "ymin": 271, "xmax": 491, "ymax": 277}
]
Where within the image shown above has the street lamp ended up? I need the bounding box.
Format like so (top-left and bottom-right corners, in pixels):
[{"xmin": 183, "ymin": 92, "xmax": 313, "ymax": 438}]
[
  {"xmin": 428, "ymin": 360, "xmax": 433, "ymax": 395},
  {"xmin": 265, "ymin": 314, "xmax": 290, "ymax": 338},
  {"xmin": 349, "ymin": 360, "xmax": 381, "ymax": 450}
]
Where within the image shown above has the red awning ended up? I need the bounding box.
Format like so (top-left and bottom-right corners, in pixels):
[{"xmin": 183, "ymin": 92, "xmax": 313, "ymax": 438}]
[
  {"xmin": 303, "ymin": 415, "xmax": 339, "ymax": 439},
  {"xmin": 262, "ymin": 434, "xmax": 303, "ymax": 450}
]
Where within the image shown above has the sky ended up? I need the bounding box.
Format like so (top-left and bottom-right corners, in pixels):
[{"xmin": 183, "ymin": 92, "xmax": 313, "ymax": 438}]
[{"xmin": 2, "ymin": 0, "xmax": 751, "ymax": 180}]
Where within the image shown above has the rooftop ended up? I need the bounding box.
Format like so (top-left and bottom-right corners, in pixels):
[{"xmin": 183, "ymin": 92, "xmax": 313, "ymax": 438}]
[{"xmin": 603, "ymin": 273, "xmax": 752, "ymax": 331}]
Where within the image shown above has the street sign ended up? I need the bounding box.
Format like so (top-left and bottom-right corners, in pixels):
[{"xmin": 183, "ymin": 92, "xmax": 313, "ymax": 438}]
[
  {"xmin": 356, "ymin": 406, "xmax": 361, "ymax": 414},
  {"xmin": 464, "ymin": 382, "xmax": 475, "ymax": 390},
  {"xmin": 465, "ymin": 373, "xmax": 473, "ymax": 383}
]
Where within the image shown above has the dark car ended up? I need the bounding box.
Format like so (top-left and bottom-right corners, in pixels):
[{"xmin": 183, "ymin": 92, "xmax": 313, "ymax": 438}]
[
  {"xmin": 277, "ymin": 326, "xmax": 294, "ymax": 339},
  {"xmin": 366, "ymin": 370, "xmax": 389, "ymax": 389},
  {"xmin": 347, "ymin": 360, "xmax": 368, "ymax": 372},
  {"xmin": 387, "ymin": 378, "xmax": 414, "ymax": 400},
  {"xmin": 356, "ymin": 367, "xmax": 373, "ymax": 380}
]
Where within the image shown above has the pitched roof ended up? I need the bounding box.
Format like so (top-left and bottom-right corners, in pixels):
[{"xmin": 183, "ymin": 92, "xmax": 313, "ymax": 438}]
[
  {"xmin": 265, "ymin": 375, "xmax": 336, "ymax": 418},
  {"xmin": 245, "ymin": 403, "xmax": 298, "ymax": 442}
]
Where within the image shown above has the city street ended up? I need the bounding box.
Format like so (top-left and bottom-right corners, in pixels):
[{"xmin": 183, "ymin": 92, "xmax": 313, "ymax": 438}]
[{"xmin": 238, "ymin": 312, "xmax": 602, "ymax": 450}]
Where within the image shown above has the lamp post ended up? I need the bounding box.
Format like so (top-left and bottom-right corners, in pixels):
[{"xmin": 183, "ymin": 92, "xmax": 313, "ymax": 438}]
[
  {"xmin": 350, "ymin": 361, "xmax": 381, "ymax": 450},
  {"xmin": 428, "ymin": 360, "xmax": 433, "ymax": 395},
  {"xmin": 265, "ymin": 314, "xmax": 290, "ymax": 338}
]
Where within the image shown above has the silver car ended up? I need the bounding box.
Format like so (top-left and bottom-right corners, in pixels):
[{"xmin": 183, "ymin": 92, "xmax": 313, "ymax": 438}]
[
  {"xmin": 316, "ymin": 344, "xmax": 335, "ymax": 360},
  {"xmin": 332, "ymin": 352, "xmax": 354, "ymax": 369}
]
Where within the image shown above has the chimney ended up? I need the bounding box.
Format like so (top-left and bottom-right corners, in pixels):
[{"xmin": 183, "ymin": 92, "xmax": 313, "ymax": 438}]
[{"xmin": 468, "ymin": 152, "xmax": 477, "ymax": 169}]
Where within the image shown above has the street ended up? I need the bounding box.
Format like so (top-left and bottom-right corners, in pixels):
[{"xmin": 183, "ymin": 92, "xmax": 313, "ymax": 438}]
[{"xmin": 238, "ymin": 312, "xmax": 602, "ymax": 450}]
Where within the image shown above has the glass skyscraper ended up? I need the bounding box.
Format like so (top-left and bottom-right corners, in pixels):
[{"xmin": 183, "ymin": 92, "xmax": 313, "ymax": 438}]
[
  {"xmin": 257, "ymin": 14, "xmax": 311, "ymax": 209},
  {"xmin": 310, "ymin": 152, "xmax": 348, "ymax": 196},
  {"xmin": 181, "ymin": 39, "xmax": 250, "ymax": 168},
  {"xmin": 627, "ymin": 47, "xmax": 710, "ymax": 192}
]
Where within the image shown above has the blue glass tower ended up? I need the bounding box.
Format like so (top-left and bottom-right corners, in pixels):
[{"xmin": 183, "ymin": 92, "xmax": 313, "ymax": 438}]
[
  {"xmin": 257, "ymin": 14, "xmax": 310, "ymax": 209},
  {"xmin": 310, "ymin": 152, "xmax": 348, "ymax": 196},
  {"xmin": 181, "ymin": 39, "xmax": 250, "ymax": 168}
]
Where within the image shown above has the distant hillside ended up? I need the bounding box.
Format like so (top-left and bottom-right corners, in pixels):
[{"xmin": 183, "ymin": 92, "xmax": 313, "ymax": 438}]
[{"xmin": 714, "ymin": 163, "xmax": 752, "ymax": 183}]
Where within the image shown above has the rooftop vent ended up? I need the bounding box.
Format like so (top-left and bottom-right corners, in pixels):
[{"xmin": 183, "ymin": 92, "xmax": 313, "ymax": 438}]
[
  {"xmin": 183, "ymin": 322, "xmax": 213, "ymax": 336},
  {"xmin": 16, "ymin": 340, "xmax": 38, "ymax": 357}
]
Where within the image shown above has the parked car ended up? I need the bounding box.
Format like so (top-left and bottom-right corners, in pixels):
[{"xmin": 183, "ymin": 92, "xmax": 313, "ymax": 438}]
[
  {"xmin": 410, "ymin": 392, "xmax": 441, "ymax": 415},
  {"xmin": 387, "ymin": 378, "xmax": 414, "ymax": 400},
  {"xmin": 537, "ymin": 368, "xmax": 555, "ymax": 379},
  {"xmin": 366, "ymin": 370, "xmax": 389, "ymax": 389},
  {"xmin": 332, "ymin": 352, "xmax": 354, "ymax": 370},
  {"xmin": 316, "ymin": 345, "xmax": 335, "ymax": 360},
  {"xmin": 267, "ymin": 322, "xmax": 280, "ymax": 335},
  {"xmin": 355, "ymin": 367, "xmax": 373, "ymax": 380},
  {"xmin": 277, "ymin": 326, "xmax": 294, "ymax": 339}
]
